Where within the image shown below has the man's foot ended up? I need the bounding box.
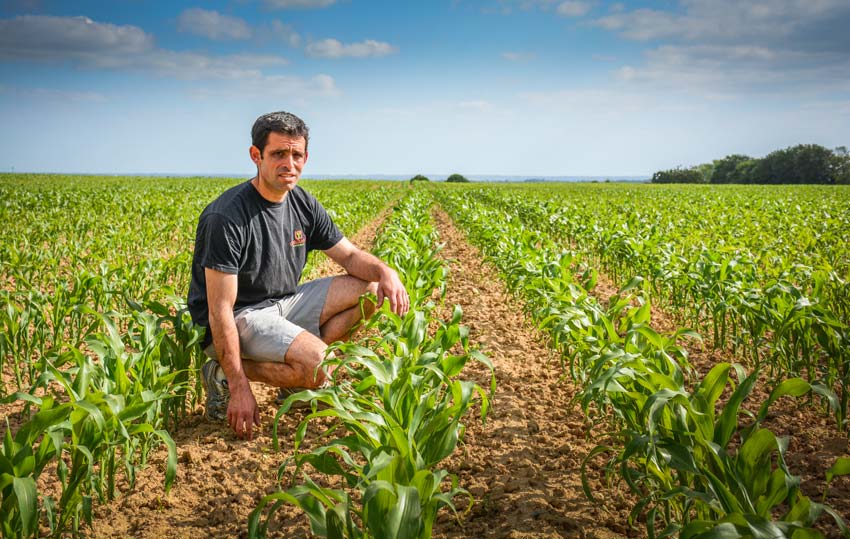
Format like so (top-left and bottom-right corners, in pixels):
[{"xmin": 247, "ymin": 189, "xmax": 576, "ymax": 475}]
[{"xmin": 201, "ymin": 359, "xmax": 229, "ymax": 421}]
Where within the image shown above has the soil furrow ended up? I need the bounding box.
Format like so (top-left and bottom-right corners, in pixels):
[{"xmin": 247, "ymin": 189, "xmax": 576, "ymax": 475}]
[{"xmin": 430, "ymin": 208, "xmax": 631, "ymax": 539}]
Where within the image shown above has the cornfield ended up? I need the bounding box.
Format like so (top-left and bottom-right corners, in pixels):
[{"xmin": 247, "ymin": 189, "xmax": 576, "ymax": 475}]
[{"xmin": 2, "ymin": 174, "xmax": 849, "ymax": 538}]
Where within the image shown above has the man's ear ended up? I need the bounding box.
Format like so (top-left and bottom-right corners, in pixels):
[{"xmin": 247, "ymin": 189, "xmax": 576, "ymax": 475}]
[
  {"xmin": 249, "ymin": 145, "xmax": 261, "ymax": 164},
  {"xmin": 304, "ymin": 150, "xmax": 309, "ymax": 166}
]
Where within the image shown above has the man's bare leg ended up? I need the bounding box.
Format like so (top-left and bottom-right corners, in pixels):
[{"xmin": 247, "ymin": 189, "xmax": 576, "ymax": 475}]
[
  {"xmin": 241, "ymin": 275, "xmax": 378, "ymax": 389},
  {"xmin": 319, "ymin": 275, "xmax": 378, "ymax": 329},
  {"xmin": 241, "ymin": 330, "xmax": 328, "ymax": 388}
]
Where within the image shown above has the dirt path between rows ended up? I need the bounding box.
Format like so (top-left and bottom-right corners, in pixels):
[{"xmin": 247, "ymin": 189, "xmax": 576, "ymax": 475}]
[{"xmin": 429, "ymin": 209, "xmax": 630, "ymax": 539}]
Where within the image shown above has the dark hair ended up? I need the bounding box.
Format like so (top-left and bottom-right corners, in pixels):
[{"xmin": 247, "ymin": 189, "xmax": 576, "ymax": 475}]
[{"xmin": 251, "ymin": 111, "xmax": 309, "ymax": 153}]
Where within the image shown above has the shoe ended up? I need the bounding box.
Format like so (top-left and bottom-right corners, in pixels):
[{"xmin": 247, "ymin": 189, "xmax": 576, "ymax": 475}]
[{"xmin": 201, "ymin": 360, "xmax": 229, "ymax": 421}]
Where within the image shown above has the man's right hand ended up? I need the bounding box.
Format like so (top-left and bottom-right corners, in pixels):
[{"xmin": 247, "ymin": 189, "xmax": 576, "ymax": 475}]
[{"xmin": 227, "ymin": 383, "xmax": 260, "ymax": 440}]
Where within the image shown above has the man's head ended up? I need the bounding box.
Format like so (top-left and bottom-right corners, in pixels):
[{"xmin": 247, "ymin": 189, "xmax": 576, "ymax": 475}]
[
  {"xmin": 249, "ymin": 111, "xmax": 310, "ymax": 201},
  {"xmin": 251, "ymin": 111, "xmax": 309, "ymax": 154}
]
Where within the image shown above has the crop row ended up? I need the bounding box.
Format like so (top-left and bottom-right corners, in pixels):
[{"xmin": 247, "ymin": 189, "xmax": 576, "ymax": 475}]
[
  {"xmin": 249, "ymin": 191, "xmax": 494, "ymax": 538},
  {"xmin": 434, "ymin": 188, "xmax": 850, "ymax": 538},
  {"xmin": 0, "ymin": 175, "xmax": 404, "ymax": 537},
  {"xmin": 450, "ymin": 183, "xmax": 850, "ymax": 428}
]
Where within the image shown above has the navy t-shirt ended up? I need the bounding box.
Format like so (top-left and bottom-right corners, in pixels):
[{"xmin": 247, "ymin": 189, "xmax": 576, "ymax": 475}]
[{"xmin": 187, "ymin": 181, "xmax": 343, "ymax": 345}]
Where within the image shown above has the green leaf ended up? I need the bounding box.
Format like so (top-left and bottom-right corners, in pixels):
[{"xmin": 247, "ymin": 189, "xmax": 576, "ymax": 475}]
[
  {"xmin": 826, "ymin": 457, "xmax": 850, "ymax": 484},
  {"xmin": 13, "ymin": 476, "xmax": 38, "ymax": 537},
  {"xmin": 715, "ymin": 369, "xmax": 757, "ymax": 448},
  {"xmin": 756, "ymin": 378, "xmax": 810, "ymax": 422}
]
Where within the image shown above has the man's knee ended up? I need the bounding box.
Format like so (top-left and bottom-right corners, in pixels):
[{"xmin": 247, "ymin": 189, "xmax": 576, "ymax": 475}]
[{"xmin": 285, "ymin": 333, "xmax": 329, "ymax": 388}]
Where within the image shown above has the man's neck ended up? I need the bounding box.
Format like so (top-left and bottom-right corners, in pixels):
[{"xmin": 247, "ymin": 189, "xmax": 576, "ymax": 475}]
[{"xmin": 251, "ymin": 177, "xmax": 288, "ymax": 203}]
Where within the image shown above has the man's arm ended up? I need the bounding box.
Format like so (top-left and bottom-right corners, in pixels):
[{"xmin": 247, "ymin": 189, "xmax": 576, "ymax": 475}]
[
  {"xmin": 205, "ymin": 268, "xmax": 260, "ymax": 440},
  {"xmin": 324, "ymin": 238, "xmax": 410, "ymax": 315}
]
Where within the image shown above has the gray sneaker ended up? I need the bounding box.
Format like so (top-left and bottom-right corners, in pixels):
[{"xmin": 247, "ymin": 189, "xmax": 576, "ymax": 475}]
[{"xmin": 201, "ymin": 360, "xmax": 229, "ymax": 421}]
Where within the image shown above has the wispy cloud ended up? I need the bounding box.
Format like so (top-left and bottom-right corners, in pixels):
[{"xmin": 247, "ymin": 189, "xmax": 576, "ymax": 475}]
[
  {"xmin": 263, "ymin": 0, "xmax": 336, "ymax": 9},
  {"xmin": 190, "ymin": 73, "xmax": 340, "ymax": 100},
  {"xmin": 0, "ymin": 15, "xmax": 291, "ymax": 80},
  {"xmin": 266, "ymin": 20, "xmax": 301, "ymax": 47},
  {"xmin": 0, "ymin": 15, "xmax": 153, "ymax": 61},
  {"xmin": 502, "ymin": 51, "xmax": 535, "ymax": 62},
  {"xmin": 177, "ymin": 8, "xmax": 252, "ymax": 41},
  {"xmin": 556, "ymin": 1, "xmax": 592, "ymax": 17},
  {"xmin": 457, "ymin": 100, "xmax": 495, "ymax": 112},
  {"xmin": 0, "ymin": 84, "xmax": 107, "ymax": 103},
  {"xmin": 590, "ymin": 0, "xmax": 850, "ymax": 94},
  {"xmin": 487, "ymin": 0, "xmax": 593, "ymax": 16},
  {"xmin": 305, "ymin": 38, "xmax": 398, "ymax": 59}
]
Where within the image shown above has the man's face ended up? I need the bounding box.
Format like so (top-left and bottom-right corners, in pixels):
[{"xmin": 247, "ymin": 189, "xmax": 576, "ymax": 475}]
[{"xmin": 251, "ymin": 131, "xmax": 308, "ymax": 198}]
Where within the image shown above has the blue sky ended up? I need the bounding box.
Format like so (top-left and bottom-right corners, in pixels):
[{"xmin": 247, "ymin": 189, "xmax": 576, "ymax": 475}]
[{"xmin": 1, "ymin": 0, "xmax": 848, "ymax": 177}]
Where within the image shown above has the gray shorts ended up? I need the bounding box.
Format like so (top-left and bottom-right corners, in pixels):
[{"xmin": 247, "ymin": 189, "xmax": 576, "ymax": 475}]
[{"xmin": 204, "ymin": 276, "xmax": 334, "ymax": 362}]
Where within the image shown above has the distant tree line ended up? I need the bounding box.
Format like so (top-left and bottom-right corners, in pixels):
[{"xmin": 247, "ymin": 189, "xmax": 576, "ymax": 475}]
[
  {"xmin": 408, "ymin": 173, "xmax": 470, "ymax": 183},
  {"xmin": 651, "ymin": 144, "xmax": 850, "ymax": 184}
]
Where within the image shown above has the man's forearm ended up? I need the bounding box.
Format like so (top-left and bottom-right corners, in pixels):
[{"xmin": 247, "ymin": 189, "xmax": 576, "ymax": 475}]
[
  {"xmin": 208, "ymin": 309, "xmax": 250, "ymax": 391},
  {"xmin": 339, "ymin": 249, "xmax": 392, "ymax": 281}
]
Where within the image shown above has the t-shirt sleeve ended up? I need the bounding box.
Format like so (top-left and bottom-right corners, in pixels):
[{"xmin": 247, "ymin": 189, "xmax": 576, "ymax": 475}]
[
  {"xmin": 307, "ymin": 196, "xmax": 344, "ymax": 251},
  {"xmin": 198, "ymin": 212, "xmax": 243, "ymax": 274}
]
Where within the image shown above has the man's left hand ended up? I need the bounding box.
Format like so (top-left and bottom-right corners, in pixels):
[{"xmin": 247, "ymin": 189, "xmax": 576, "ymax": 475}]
[{"xmin": 377, "ymin": 268, "xmax": 410, "ymax": 315}]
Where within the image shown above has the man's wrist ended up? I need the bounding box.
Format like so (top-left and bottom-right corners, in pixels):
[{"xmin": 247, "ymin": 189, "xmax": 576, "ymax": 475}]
[{"xmin": 225, "ymin": 371, "xmax": 251, "ymax": 392}]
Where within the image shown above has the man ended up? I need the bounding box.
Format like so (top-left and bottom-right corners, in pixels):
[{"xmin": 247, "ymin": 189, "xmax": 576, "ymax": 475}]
[{"xmin": 188, "ymin": 111, "xmax": 409, "ymax": 440}]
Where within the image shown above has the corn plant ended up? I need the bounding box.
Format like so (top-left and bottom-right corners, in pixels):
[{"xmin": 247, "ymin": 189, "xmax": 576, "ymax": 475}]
[
  {"xmin": 456, "ymin": 183, "xmax": 850, "ymax": 429},
  {"xmin": 249, "ymin": 192, "xmax": 494, "ymax": 538},
  {"xmin": 435, "ymin": 187, "xmax": 850, "ymax": 538}
]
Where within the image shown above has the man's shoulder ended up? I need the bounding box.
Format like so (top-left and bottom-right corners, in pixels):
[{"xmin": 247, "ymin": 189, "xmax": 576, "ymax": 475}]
[
  {"xmin": 202, "ymin": 180, "xmax": 256, "ymax": 219},
  {"xmin": 290, "ymin": 184, "xmax": 315, "ymax": 202}
]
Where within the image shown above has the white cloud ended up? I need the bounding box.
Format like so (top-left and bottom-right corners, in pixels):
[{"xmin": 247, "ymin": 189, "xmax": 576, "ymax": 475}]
[
  {"xmin": 0, "ymin": 15, "xmax": 153, "ymax": 61},
  {"xmin": 177, "ymin": 8, "xmax": 252, "ymax": 41},
  {"xmin": 488, "ymin": 0, "xmax": 592, "ymax": 15},
  {"xmin": 556, "ymin": 1, "xmax": 592, "ymax": 17},
  {"xmin": 614, "ymin": 44, "xmax": 848, "ymax": 93},
  {"xmin": 190, "ymin": 73, "xmax": 340, "ymax": 100},
  {"xmin": 0, "ymin": 15, "xmax": 292, "ymax": 81},
  {"xmin": 593, "ymin": 0, "xmax": 850, "ymax": 43},
  {"xmin": 520, "ymin": 88, "xmax": 654, "ymax": 115},
  {"xmin": 140, "ymin": 51, "xmax": 289, "ymax": 80},
  {"xmin": 305, "ymin": 39, "xmax": 398, "ymax": 59},
  {"xmin": 0, "ymin": 85, "xmax": 107, "ymax": 103},
  {"xmin": 590, "ymin": 0, "xmax": 850, "ymax": 95},
  {"xmin": 263, "ymin": 0, "xmax": 336, "ymax": 8},
  {"xmin": 268, "ymin": 20, "xmax": 301, "ymax": 47}
]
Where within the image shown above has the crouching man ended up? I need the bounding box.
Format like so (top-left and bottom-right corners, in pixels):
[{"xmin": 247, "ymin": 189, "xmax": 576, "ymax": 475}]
[{"xmin": 187, "ymin": 111, "xmax": 409, "ymax": 440}]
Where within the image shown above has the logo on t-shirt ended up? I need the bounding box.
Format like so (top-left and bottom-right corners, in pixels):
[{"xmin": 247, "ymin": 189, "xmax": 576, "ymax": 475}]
[{"xmin": 290, "ymin": 229, "xmax": 306, "ymax": 247}]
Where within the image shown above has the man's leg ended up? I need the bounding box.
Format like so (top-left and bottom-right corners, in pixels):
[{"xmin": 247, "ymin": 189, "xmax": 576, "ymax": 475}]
[
  {"xmin": 318, "ymin": 275, "xmax": 379, "ymax": 343},
  {"xmin": 241, "ymin": 330, "xmax": 328, "ymax": 388},
  {"xmin": 241, "ymin": 275, "xmax": 378, "ymax": 389}
]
